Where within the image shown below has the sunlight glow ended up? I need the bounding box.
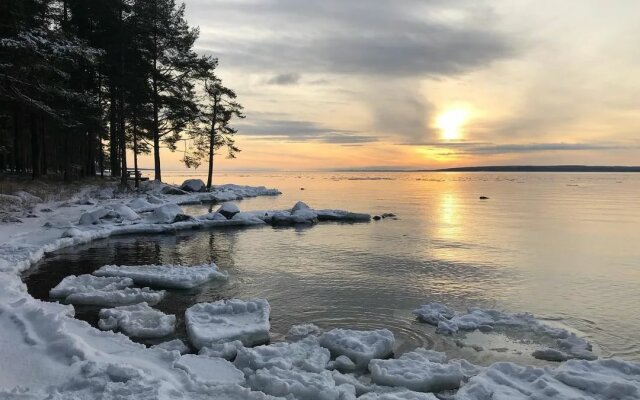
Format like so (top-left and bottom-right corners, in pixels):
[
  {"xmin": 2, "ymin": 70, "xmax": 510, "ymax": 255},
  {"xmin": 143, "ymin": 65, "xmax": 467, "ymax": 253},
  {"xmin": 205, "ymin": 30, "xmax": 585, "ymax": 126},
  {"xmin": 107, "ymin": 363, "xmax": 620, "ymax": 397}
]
[{"xmin": 436, "ymin": 108, "xmax": 468, "ymax": 140}]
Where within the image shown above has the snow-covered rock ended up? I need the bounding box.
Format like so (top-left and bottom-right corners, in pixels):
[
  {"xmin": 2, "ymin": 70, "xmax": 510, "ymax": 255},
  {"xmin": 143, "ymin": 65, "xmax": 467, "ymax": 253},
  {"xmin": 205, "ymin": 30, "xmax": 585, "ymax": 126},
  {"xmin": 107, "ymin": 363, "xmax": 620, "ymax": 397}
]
[
  {"xmin": 456, "ymin": 358, "xmax": 640, "ymax": 400},
  {"xmin": 291, "ymin": 201, "xmax": 311, "ymax": 213},
  {"xmin": 412, "ymin": 303, "xmax": 455, "ymax": 325},
  {"xmin": 235, "ymin": 337, "xmax": 331, "ymax": 373},
  {"xmin": 199, "ymin": 340, "xmax": 244, "ymax": 360},
  {"xmin": 199, "ymin": 211, "xmax": 229, "ymax": 221},
  {"xmin": 49, "ymin": 274, "xmax": 134, "ymax": 298},
  {"xmin": 93, "ymin": 263, "xmax": 227, "ymax": 289},
  {"xmin": 160, "ymin": 185, "xmax": 189, "ymax": 195},
  {"xmin": 174, "ymin": 354, "xmax": 245, "ymax": 385},
  {"xmin": 98, "ymin": 302, "xmax": 176, "ymax": 338},
  {"xmin": 246, "ymin": 367, "xmax": 356, "ymax": 400},
  {"xmin": 369, "ymin": 349, "xmax": 480, "ymax": 392},
  {"xmin": 128, "ymin": 197, "xmax": 154, "ymax": 212},
  {"xmin": 107, "ymin": 204, "xmax": 140, "ymax": 221},
  {"xmin": 319, "ymin": 329, "xmax": 395, "ymax": 368},
  {"xmin": 185, "ymin": 299, "xmax": 271, "ymax": 350},
  {"xmin": 316, "ymin": 210, "xmax": 371, "ymax": 222},
  {"xmin": 65, "ymin": 287, "xmax": 165, "ymax": 306},
  {"xmin": 180, "ymin": 179, "xmax": 206, "ymax": 192},
  {"xmin": 287, "ymin": 323, "xmax": 323, "ymax": 342},
  {"xmin": 151, "ymin": 339, "xmax": 190, "ymax": 354},
  {"xmin": 217, "ymin": 202, "xmax": 241, "ymax": 219},
  {"xmin": 149, "ymin": 203, "xmax": 186, "ymax": 224}
]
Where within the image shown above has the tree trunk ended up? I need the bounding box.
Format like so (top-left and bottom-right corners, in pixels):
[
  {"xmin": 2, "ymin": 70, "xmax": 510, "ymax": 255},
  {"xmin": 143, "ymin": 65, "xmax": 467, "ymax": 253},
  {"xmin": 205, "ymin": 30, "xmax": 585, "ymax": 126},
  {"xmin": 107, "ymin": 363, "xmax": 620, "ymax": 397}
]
[
  {"xmin": 31, "ymin": 113, "xmax": 41, "ymax": 179},
  {"xmin": 206, "ymin": 103, "xmax": 217, "ymax": 190},
  {"xmin": 109, "ymin": 84, "xmax": 119, "ymax": 177},
  {"xmin": 40, "ymin": 116, "xmax": 47, "ymax": 175},
  {"xmin": 133, "ymin": 115, "xmax": 139, "ymax": 188},
  {"xmin": 152, "ymin": 64, "xmax": 161, "ymax": 181},
  {"xmin": 13, "ymin": 107, "xmax": 22, "ymax": 173}
]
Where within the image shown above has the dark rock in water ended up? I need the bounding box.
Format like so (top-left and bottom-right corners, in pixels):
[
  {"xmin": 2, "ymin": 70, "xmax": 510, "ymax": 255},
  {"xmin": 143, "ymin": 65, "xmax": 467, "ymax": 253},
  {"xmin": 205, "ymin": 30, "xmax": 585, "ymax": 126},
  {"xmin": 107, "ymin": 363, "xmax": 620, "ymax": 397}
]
[
  {"xmin": 479, "ymin": 196, "xmax": 489, "ymax": 200},
  {"xmin": 160, "ymin": 186, "xmax": 189, "ymax": 195},
  {"xmin": 373, "ymin": 215, "xmax": 382, "ymax": 221},
  {"xmin": 381, "ymin": 213, "xmax": 396, "ymax": 218},
  {"xmin": 216, "ymin": 203, "xmax": 240, "ymax": 219},
  {"xmin": 180, "ymin": 179, "xmax": 206, "ymax": 192},
  {"xmin": 300, "ymin": 188, "xmax": 305, "ymax": 190},
  {"xmin": 172, "ymin": 214, "xmax": 193, "ymax": 223}
]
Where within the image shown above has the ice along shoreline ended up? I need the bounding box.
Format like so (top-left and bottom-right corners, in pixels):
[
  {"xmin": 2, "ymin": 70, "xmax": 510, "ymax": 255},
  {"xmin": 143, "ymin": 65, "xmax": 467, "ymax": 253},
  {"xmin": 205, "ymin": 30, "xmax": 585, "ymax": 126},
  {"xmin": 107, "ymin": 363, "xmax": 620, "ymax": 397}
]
[{"xmin": 1, "ymin": 180, "xmax": 639, "ymax": 399}]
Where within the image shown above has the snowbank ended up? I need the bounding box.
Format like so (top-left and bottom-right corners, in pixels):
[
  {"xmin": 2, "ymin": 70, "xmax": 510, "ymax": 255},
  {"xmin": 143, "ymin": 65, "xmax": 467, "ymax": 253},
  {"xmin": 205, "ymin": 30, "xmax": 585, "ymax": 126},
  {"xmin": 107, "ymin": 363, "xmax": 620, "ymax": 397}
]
[
  {"xmin": 98, "ymin": 302, "xmax": 176, "ymax": 338},
  {"xmin": 93, "ymin": 263, "xmax": 228, "ymax": 289},
  {"xmin": 185, "ymin": 299, "xmax": 271, "ymax": 349}
]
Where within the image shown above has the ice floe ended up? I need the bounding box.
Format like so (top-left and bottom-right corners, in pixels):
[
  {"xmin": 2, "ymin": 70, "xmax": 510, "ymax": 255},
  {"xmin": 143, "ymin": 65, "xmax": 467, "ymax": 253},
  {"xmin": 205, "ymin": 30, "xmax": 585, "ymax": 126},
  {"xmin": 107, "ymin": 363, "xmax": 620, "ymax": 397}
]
[
  {"xmin": 49, "ymin": 274, "xmax": 134, "ymax": 298},
  {"xmin": 358, "ymin": 391, "xmax": 438, "ymax": 400},
  {"xmin": 98, "ymin": 302, "xmax": 176, "ymax": 338},
  {"xmin": 93, "ymin": 263, "xmax": 227, "ymax": 289},
  {"xmin": 235, "ymin": 337, "xmax": 331, "ymax": 373},
  {"xmin": 199, "ymin": 340, "xmax": 244, "ymax": 360},
  {"xmin": 174, "ymin": 354, "xmax": 245, "ymax": 385},
  {"xmin": 151, "ymin": 339, "xmax": 190, "ymax": 354},
  {"xmin": 246, "ymin": 367, "xmax": 356, "ymax": 400},
  {"xmin": 287, "ymin": 323, "xmax": 323, "ymax": 342},
  {"xmin": 369, "ymin": 349, "xmax": 480, "ymax": 392},
  {"xmin": 320, "ymin": 328, "xmax": 395, "ymax": 369},
  {"xmin": 65, "ymin": 287, "xmax": 166, "ymax": 306},
  {"xmin": 185, "ymin": 299, "xmax": 271, "ymax": 349}
]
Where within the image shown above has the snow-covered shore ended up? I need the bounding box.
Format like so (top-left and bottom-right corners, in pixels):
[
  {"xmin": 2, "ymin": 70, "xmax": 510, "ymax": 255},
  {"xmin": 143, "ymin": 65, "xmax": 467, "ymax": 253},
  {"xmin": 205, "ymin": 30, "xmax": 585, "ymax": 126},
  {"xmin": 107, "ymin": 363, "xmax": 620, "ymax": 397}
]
[{"xmin": 1, "ymin": 181, "xmax": 639, "ymax": 399}]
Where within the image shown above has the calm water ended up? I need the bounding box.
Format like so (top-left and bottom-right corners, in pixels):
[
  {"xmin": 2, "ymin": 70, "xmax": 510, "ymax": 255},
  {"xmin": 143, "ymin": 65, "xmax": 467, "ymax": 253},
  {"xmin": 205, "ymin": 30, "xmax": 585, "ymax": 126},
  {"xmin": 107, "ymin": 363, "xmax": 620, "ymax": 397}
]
[{"xmin": 23, "ymin": 171, "xmax": 640, "ymax": 364}]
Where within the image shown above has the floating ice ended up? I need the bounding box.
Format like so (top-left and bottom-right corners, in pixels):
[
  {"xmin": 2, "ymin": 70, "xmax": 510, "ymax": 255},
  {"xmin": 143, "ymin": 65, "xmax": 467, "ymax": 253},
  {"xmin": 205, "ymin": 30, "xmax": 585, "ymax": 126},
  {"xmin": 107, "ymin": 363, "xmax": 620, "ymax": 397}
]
[
  {"xmin": 151, "ymin": 339, "xmax": 190, "ymax": 354},
  {"xmin": 174, "ymin": 354, "xmax": 245, "ymax": 385},
  {"xmin": 235, "ymin": 337, "xmax": 331, "ymax": 373},
  {"xmin": 49, "ymin": 274, "xmax": 134, "ymax": 298},
  {"xmin": 246, "ymin": 367, "xmax": 356, "ymax": 400},
  {"xmin": 287, "ymin": 323, "xmax": 323, "ymax": 342},
  {"xmin": 369, "ymin": 348, "xmax": 480, "ymax": 393},
  {"xmin": 412, "ymin": 303, "xmax": 455, "ymax": 325},
  {"xmin": 185, "ymin": 299, "xmax": 271, "ymax": 349},
  {"xmin": 199, "ymin": 340, "xmax": 244, "ymax": 360},
  {"xmin": 93, "ymin": 263, "xmax": 227, "ymax": 289},
  {"xmin": 456, "ymin": 358, "xmax": 640, "ymax": 400},
  {"xmin": 319, "ymin": 328, "xmax": 395, "ymax": 368},
  {"xmin": 65, "ymin": 287, "xmax": 165, "ymax": 306},
  {"xmin": 98, "ymin": 302, "xmax": 176, "ymax": 338}
]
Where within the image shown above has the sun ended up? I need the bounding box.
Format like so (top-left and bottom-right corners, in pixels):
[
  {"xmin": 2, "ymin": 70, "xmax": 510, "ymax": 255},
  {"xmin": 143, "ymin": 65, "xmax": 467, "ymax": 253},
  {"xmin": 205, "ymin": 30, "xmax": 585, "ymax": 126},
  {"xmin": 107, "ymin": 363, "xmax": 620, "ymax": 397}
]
[{"xmin": 436, "ymin": 108, "xmax": 468, "ymax": 140}]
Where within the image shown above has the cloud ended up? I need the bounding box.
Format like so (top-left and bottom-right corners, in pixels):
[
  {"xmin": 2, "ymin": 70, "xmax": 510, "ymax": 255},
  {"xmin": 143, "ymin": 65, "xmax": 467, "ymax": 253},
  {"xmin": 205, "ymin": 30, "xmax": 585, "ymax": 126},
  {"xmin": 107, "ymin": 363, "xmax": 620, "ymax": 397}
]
[
  {"xmin": 236, "ymin": 117, "xmax": 379, "ymax": 144},
  {"xmin": 417, "ymin": 141, "xmax": 635, "ymax": 155},
  {"xmin": 266, "ymin": 73, "xmax": 301, "ymax": 85}
]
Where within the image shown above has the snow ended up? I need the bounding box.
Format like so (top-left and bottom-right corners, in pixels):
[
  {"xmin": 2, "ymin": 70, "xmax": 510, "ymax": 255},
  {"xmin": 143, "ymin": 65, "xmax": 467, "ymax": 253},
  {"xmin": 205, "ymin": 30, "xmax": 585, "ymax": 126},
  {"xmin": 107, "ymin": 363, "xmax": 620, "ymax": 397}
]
[
  {"xmin": 320, "ymin": 328, "xmax": 395, "ymax": 368},
  {"xmin": 415, "ymin": 303, "xmax": 597, "ymax": 361},
  {"xmin": 287, "ymin": 323, "xmax": 323, "ymax": 342},
  {"xmin": 235, "ymin": 337, "xmax": 331, "ymax": 373},
  {"xmin": 199, "ymin": 340, "xmax": 244, "ymax": 360},
  {"xmin": 174, "ymin": 354, "xmax": 245, "ymax": 385},
  {"xmin": 216, "ymin": 202, "xmax": 240, "ymax": 219},
  {"xmin": 359, "ymin": 391, "xmax": 438, "ymax": 400},
  {"xmin": 65, "ymin": 287, "xmax": 166, "ymax": 306},
  {"xmin": 180, "ymin": 179, "xmax": 206, "ymax": 192},
  {"xmin": 149, "ymin": 203, "xmax": 185, "ymax": 224},
  {"xmin": 151, "ymin": 339, "xmax": 190, "ymax": 354},
  {"xmin": 332, "ymin": 355, "xmax": 357, "ymax": 372},
  {"xmin": 49, "ymin": 274, "xmax": 134, "ymax": 298},
  {"xmin": 369, "ymin": 349, "xmax": 480, "ymax": 392},
  {"xmin": 185, "ymin": 299, "xmax": 271, "ymax": 349},
  {"xmin": 246, "ymin": 367, "xmax": 356, "ymax": 400},
  {"xmin": 93, "ymin": 263, "xmax": 227, "ymax": 289},
  {"xmin": 98, "ymin": 302, "xmax": 176, "ymax": 338}
]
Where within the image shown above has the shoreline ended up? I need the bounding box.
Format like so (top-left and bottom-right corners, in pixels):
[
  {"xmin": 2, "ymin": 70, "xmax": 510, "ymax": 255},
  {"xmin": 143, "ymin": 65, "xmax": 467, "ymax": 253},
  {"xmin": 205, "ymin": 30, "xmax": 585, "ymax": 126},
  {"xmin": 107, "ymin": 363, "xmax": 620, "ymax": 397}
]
[{"xmin": 1, "ymin": 181, "xmax": 639, "ymax": 399}]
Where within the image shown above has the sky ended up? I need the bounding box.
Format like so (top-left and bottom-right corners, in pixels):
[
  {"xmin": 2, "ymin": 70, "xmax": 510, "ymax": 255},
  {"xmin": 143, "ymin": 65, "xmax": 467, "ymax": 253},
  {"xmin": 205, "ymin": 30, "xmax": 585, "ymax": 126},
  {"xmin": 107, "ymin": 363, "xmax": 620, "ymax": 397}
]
[{"xmin": 138, "ymin": 0, "xmax": 640, "ymax": 171}]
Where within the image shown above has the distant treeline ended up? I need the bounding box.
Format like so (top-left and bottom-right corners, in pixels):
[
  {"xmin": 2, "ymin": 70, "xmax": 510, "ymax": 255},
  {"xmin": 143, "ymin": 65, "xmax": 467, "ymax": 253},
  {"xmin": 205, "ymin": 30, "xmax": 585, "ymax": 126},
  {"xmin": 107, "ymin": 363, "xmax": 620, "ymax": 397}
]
[
  {"xmin": 0, "ymin": 0, "xmax": 242, "ymax": 189},
  {"xmin": 433, "ymin": 165, "xmax": 640, "ymax": 173}
]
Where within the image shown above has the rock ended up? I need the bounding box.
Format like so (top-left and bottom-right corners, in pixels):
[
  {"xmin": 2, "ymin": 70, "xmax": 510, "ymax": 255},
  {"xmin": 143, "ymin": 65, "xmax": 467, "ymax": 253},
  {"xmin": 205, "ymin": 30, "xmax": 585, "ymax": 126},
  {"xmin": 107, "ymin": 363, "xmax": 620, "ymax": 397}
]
[
  {"xmin": 373, "ymin": 216, "xmax": 381, "ymax": 221},
  {"xmin": 150, "ymin": 203, "xmax": 184, "ymax": 224},
  {"xmin": 479, "ymin": 196, "xmax": 489, "ymax": 200},
  {"xmin": 180, "ymin": 179, "xmax": 206, "ymax": 192},
  {"xmin": 216, "ymin": 202, "xmax": 240, "ymax": 219},
  {"xmin": 160, "ymin": 185, "xmax": 189, "ymax": 195},
  {"xmin": 291, "ymin": 201, "xmax": 311, "ymax": 213},
  {"xmin": 381, "ymin": 213, "xmax": 396, "ymax": 218}
]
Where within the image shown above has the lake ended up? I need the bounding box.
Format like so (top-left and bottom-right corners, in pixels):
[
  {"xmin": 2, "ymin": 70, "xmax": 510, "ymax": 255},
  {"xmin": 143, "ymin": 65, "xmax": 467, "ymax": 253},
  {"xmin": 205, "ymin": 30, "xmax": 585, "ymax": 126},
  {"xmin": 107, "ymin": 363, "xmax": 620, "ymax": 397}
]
[{"xmin": 23, "ymin": 171, "xmax": 640, "ymax": 365}]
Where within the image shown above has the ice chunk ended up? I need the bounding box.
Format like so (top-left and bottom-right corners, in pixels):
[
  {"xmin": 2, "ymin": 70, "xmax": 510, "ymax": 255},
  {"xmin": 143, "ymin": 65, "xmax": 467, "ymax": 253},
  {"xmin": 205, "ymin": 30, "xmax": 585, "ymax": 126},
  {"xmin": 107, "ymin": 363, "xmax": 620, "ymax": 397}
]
[
  {"xmin": 65, "ymin": 287, "xmax": 165, "ymax": 306},
  {"xmin": 319, "ymin": 328, "xmax": 395, "ymax": 368},
  {"xmin": 185, "ymin": 299, "xmax": 271, "ymax": 349},
  {"xmin": 128, "ymin": 197, "xmax": 153, "ymax": 211},
  {"xmin": 198, "ymin": 211, "xmax": 228, "ymax": 221},
  {"xmin": 151, "ymin": 339, "xmax": 190, "ymax": 354},
  {"xmin": 358, "ymin": 391, "xmax": 438, "ymax": 400},
  {"xmin": 199, "ymin": 340, "xmax": 244, "ymax": 360},
  {"xmin": 246, "ymin": 367, "xmax": 356, "ymax": 400},
  {"xmin": 235, "ymin": 337, "xmax": 331, "ymax": 373},
  {"xmin": 174, "ymin": 354, "xmax": 245, "ymax": 385},
  {"xmin": 333, "ymin": 355, "xmax": 357, "ymax": 372},
  {"xmin": 291, "ymin": 201, "xmax": 311, "ymax": 212},
  {"xmin": 108, "ymin": 204, "xmax": 140, "ymax": 221},
  {"xmin": 216, "ymin": 202, "xmax": 240, "ymax": 219},
  {"xmin": 150, "ymin": 203, "xmax": 185, "ymax": 223},
  {"xmin": 180, "ymin": 179, "xmax": 206, "ymax": 192},
  {"xmin": 49, "ymin": 274, "xmax": 133, "ymax": 298},
  {"xmin": 412, "ymin": 303, "xmax": 455, "ymax": 325},
  {"xmin": 93, "ymin": 263, "xmax": 227, "ymax": 289},
  {"xmin": 98, "ymin": 302, "xmax": 176, "ymax": 338},
  {"xmin": 287, "ymin": 323, "xmax": 323, "ymax": 342},
  {"xmin": 369, "ymin": 348, "xmax": 480, "ymax": 392}
]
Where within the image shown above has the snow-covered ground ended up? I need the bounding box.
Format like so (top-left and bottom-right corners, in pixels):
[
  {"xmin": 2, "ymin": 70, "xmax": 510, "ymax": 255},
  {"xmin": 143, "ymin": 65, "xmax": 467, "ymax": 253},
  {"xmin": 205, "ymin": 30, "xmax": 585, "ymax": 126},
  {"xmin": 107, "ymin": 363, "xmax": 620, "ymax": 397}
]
[{"xmin": 1, "ymin": 180, "xmax": 640, "ymax": 399}]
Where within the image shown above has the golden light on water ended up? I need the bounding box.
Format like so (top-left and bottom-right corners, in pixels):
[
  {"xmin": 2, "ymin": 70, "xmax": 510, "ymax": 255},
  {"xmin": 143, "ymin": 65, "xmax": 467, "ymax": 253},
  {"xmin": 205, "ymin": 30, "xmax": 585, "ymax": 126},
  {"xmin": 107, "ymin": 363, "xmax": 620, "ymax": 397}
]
[{"xmin": 436, "ymin": 108, "xmax": 469, "ymax": 140}]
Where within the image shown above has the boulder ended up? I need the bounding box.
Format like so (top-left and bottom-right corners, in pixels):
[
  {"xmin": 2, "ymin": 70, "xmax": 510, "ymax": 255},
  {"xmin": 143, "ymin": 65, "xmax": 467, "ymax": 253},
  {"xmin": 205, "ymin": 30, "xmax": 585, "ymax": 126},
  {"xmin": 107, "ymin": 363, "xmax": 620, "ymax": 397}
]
[
  {"xmin": 216, "ymin": 202, "xmax": 240, "ymax": 219},
  {"xmin": 160, "ymin": 185, "xmax": 189, "ymax": 195},
  {"xmin": 180, "ymin": 179, "xmax": 206, "ymax": 192}
]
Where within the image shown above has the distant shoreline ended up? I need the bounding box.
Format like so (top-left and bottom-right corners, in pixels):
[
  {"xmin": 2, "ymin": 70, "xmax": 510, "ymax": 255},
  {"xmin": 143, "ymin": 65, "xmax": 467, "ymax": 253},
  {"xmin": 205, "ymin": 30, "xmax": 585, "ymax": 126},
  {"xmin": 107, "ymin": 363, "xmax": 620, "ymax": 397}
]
[{"xmin": 429, "ymin": 165, "xmax": 640, "ymax": 173}]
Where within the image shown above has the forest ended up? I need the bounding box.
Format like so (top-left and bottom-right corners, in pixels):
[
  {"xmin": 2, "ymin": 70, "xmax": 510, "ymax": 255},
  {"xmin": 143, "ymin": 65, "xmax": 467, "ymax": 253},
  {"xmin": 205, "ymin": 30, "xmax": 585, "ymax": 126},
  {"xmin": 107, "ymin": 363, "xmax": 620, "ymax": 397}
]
[{"xmin": 0, "ymin": 0, "xmax": 242, "ymax": 189}]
